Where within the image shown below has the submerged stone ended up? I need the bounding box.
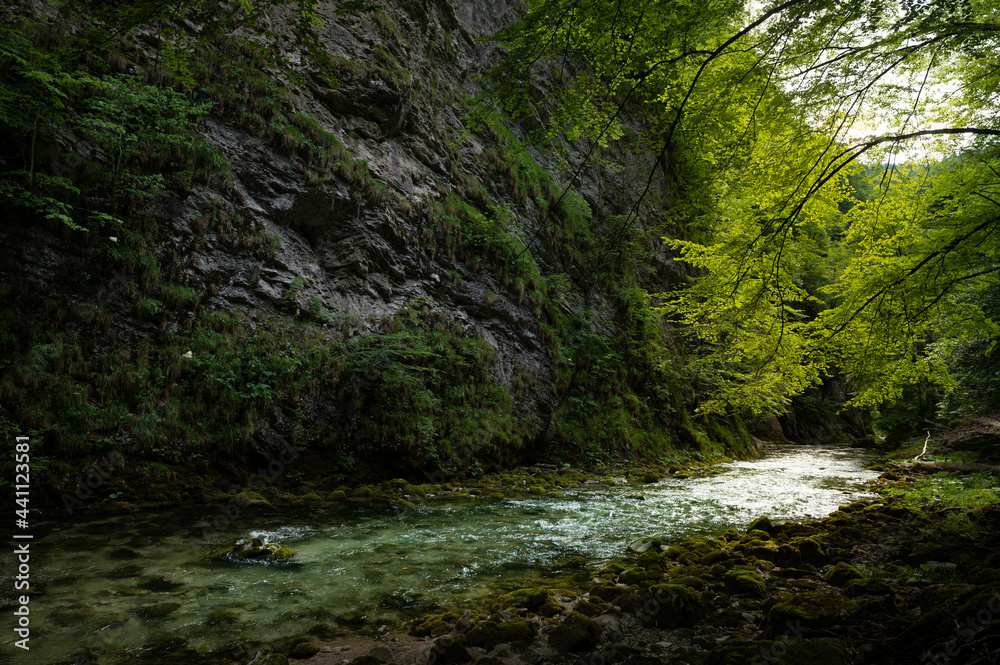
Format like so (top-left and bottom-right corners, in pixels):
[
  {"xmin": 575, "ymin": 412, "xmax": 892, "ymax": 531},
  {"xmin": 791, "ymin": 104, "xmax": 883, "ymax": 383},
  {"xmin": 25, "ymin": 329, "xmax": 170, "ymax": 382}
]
[
  {"xmin": 107, "ymin": 564, "xmax": 143, "ymax": 579},
  {"xmin": 137, "ymin": 576, "xmax": 183, "ymax": 591},
  {"xmin": 130, "ymin": 602, "xmax": 182, "ymax": 619},
  {"xmin": 206, "ymin": 610, "xmax": 241, "ymax": 626},
  {"xmin": 337, "ymin": 611, "xmax": 368, "ymax": 626}
]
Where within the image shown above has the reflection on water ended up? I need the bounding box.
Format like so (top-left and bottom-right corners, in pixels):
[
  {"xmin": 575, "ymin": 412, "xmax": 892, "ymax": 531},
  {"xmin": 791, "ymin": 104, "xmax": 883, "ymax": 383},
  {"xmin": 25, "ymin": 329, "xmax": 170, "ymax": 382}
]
[{"xmin": 0, "ymin": 444, "xmax": 878, "ymax": 663}]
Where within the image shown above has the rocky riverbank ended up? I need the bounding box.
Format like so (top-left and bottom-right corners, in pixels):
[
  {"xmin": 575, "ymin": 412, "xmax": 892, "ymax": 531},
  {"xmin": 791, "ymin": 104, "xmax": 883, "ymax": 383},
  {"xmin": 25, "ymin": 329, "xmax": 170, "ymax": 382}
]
[
  {"xmin": 58, "ymin": 455, "xmax": 742, "ymax": 517},
  {"xmin": 239, "ymin": 461, "xmax": 1000, "ymax": 665}
]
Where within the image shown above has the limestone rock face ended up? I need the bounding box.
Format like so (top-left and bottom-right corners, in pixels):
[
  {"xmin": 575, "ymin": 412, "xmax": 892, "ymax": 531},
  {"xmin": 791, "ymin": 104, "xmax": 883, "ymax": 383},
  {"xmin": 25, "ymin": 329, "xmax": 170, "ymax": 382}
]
[{"xmin": 1, "ymin": 0, "xmax": 678, "ymax": 471}]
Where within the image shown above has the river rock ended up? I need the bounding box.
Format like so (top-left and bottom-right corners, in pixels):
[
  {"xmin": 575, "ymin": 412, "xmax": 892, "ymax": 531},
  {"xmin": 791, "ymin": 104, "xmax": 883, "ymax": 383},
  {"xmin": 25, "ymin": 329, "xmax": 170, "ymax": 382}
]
[
  {"xmin": 492, "ymin": 587, "xmax": 554, "ymax": 612},
  {"xmin": 107, "ymin": 547, "xmax": 142, "ymax": 560},
  {"xmin": 137, "ymin": 575, "xmax": 184, "ymax": 591},
  {"xmin": 131, "ymin": 602, "xmax": 182, "ymax": 619},
  {"xmin": 548, "ymin": 611, "xmax": 601, "ymax": 652},
  {"xmin": 823, "ymin": 562, "xmax": 862, "ymax": 587},
  {"xmin": 234, "ymin": 490, "xmax": 271, "ymax": 508},
  {"xmin": 648, "ymin": 584, "xmax": 700, "ymax": 628},
  {"xmin": 214, "ymin": 537, "xmax": 295, "ymax": 562},
  {"xmin": 248, "ymin": 652, "xmax": 289, "ymax": 665},
  {"xmin": 747, "ymin": 516, "xmax": 775, "ymax": 535},
  {"xmin": 627, "ymin": 537, "xmax": 663, "ymax": 554},
  {"xmin": 766, "ymin": 592, "xmax": 859, "ymax": 634},
  {"xmin": 463, "ymin": 620, "xmax": 534, "ymax": 650},
  {"xmin": 289, "ymin": 641, "xmax": 321, "ymax": 659},
  {"xmin": 367, "ymin": 645, "xmax": 394, "ymax": 663},
  {"xmin": 429, "ymin": 639, "xmax": 472, "ymax": 665},
  {"xmin": 724, "ymin": 568, "xmax": 767, "ymax": 597},
  {"xmin": 796, "ymin": 537, "xmax": 826, "ymax": 564}
]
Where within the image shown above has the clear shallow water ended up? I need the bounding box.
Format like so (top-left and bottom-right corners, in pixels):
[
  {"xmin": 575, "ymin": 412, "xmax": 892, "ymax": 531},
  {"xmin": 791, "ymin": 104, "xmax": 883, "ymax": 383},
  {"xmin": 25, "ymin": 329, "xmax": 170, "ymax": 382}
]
[{"xmin": 1, "ymin": 444, "xmax": 878, "ymax": 663}]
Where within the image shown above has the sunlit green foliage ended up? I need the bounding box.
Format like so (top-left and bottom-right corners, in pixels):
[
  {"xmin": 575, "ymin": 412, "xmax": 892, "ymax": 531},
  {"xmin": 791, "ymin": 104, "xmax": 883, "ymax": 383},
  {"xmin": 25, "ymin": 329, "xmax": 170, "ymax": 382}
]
[{"xmin": 490, "ymin": 0, "xmax": 1000, "ymax": 417}]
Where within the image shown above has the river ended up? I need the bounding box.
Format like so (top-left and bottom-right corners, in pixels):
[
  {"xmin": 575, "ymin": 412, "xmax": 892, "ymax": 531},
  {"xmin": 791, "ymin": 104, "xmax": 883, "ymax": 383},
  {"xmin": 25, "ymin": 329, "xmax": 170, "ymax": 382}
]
[{"xmin": 1, "ymin": 444, "xmax": 880, "ymax": 663}]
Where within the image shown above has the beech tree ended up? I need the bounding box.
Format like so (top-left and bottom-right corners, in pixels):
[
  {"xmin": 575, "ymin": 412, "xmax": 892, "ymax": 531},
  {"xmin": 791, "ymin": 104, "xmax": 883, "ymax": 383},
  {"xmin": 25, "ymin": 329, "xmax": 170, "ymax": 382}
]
[{"xmin": 488, "ymin": 0, "xmax": 1000, "ymax": 414}]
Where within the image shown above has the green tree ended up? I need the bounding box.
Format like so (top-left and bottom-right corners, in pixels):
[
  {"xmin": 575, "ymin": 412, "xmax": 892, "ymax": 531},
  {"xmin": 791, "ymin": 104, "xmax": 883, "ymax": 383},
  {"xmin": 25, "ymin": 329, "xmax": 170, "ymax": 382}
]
[{"xmin": 487, "ymin": 0, "xmax": 1000, "ymax": 415}]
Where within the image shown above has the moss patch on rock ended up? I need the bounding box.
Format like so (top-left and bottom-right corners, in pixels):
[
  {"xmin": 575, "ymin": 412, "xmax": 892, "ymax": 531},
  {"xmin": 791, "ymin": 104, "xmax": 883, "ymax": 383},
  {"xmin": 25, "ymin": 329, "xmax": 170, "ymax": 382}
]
[
  {"xmin": 724, "ymin": 567, "xmax": 767, "ymax": 597},
  {"xmin": 548, "ymin": 611, "xmax": 601, "ymax": 652}
]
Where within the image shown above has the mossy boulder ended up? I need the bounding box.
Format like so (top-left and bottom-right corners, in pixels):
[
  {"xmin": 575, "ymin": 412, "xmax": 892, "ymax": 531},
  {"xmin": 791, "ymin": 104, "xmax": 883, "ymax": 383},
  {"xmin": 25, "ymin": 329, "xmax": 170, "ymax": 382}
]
[
  {"xmin": 429, "ymin": 639, "xmax": 472, "ymax": 665},
  {"xmin": 643, "ymin": 472, "xmax": 661, "ymax": 483},
  {"xmin": 666, "ymin": 539, "xmax": 718, "ymax": 564},
  {"xmin": 463, "ymin": 620, "xmax": 535, "ymax": 650},
  {"xmin": 351, "ymin": 486, "xmax": 374, "ymax": 499},
  {"xmin": 628, "ymin": 537, "xmax": 663, "ymax": 554},
  {"xmin": 705, "ymin": 638, "xmax": 846, "ymax": 665},
  {"xmin": 289, "ymin": 641, "xmax": 320, "ymax": 659},
  {"xmin": 300, "ymin": 492, "xmax": 324, "ymax": 502},
  {"xmin": 773, "ymin": 544, "xmax": 802, "ymax": 568},
  {"xmin": 589, "ymin": 584, "xmax": 624, "ymax": 603},
  {"xmin": 394, "ymin": 499, "xmax": 418, "ymax": 511},
  {"xmin": 766, "ymin": 592, "xmax": 859, "ymax": 633},
  {"xmin": 796, "ymin": 538, "xmax": 826, "ymax": 564},
  {"xmin": 492, "ymin": 587, "xmax": 553, "ymax": 612},
  {"xmin": 636, "ymin": 549, "xmax": 668, "ymax": 571},
  {"xmin": 348, "ymin": 656, "xmax": 382, "ymax": 665},
  {"xmin": 597, "ymin": 562, "xmax": 626, "ymax": 577},
  {"xmin": 823, "ymin": 562, "xmax": 863, "ymax": 587},
  {"xmin": 327, "ymin": 490, "xmax": 348, "ymax": 501},
  {"xmin": 561, "ymin": 555, "xmax": 588, "ymax": 569},
  {"xmin": 574, "ymin": 599, "xmax": 605, "ymax": 617},
  {"xmin": 647, "ymin": 584, "xmax": 700, "ymax": 628},
  {"xmin": 743, "ymin": 540, "xmax": 780, "ymax": 562},
  {"xmin": 747, "ymin": 516, "xmax": 775, "ymax": 535},
  {"xmin": 234, "ymin": 490, "xmax": 271, "ymax": 508},
  {"xmin": 216, "ymin": 537, "xmax": 295, "ymax": 562},
  {"xmin": 724, "ymin": 568, "xmax": 767, "ymax": 597},
  {"xmin": 337, "ymin": 611, "xmax": 368, "ymax": 626},
  {"xmin": 548, "ymin": 611, "xmax": 601, "ymax": 652},
  {"xmin": 413, "ymin": 615, "xmax": 453, "ymax": 637}
]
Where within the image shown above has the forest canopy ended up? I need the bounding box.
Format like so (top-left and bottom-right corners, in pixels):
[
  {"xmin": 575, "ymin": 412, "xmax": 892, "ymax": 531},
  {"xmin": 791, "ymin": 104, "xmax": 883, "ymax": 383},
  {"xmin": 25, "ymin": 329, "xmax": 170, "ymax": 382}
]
[{"xmin": 488, "ymin": 0, "xmax": 1000, "ymax": 418}]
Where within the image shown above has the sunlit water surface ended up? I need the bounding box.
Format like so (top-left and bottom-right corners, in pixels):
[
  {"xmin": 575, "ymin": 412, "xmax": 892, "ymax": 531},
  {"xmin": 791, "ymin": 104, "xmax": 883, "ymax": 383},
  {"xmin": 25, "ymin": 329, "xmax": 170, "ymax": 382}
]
[{"xmin": 1, "ymin": 444, "xmax": 878, "ymax": 663}]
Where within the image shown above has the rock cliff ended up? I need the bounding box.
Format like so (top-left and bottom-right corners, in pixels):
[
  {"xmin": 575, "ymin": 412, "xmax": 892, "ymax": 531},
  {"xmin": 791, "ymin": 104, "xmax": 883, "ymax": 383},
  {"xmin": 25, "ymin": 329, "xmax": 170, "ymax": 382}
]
[{"xmin": 0, "ymin": 0, "xmax": 752, "ymax": 493}]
